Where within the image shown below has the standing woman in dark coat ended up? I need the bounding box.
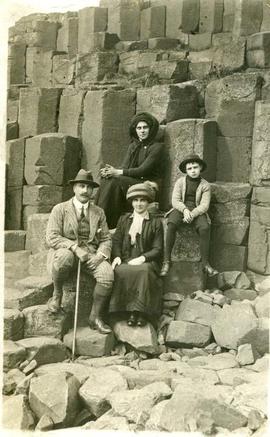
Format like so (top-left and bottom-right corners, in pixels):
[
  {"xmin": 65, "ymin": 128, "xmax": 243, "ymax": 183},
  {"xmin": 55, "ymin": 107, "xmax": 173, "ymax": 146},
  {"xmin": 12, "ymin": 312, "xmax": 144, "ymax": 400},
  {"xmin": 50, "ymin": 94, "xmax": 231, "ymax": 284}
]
[
  {"xmin": 109, "ymin": 182, "xmax": 164, "ymax": 327},
  {"xmin": 95, "ymin": 112, "xmax": 164, "ymax": 229}
]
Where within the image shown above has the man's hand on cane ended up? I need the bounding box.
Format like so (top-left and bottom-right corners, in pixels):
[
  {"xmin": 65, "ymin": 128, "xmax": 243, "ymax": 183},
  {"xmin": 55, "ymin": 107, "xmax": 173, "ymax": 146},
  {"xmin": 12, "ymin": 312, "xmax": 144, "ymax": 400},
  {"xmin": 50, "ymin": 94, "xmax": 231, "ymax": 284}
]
[
  {"xmin": 73, "ymin": 246, "xmax": 88, "ymax": 263},
  {"xmin": 86, "ymin": 253, "xmax": 104, "ymax": 270}
]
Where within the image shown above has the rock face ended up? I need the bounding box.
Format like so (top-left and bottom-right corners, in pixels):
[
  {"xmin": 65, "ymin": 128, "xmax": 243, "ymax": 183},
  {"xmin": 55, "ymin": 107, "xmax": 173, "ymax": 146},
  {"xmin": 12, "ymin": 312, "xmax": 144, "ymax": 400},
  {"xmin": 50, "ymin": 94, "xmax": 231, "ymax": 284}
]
[
  {"xmin": 15, "ymin": 337, "xmax": 67, "ymax": 365},
  {"xmin": 22, "ymin": 305, "xmax": 70, "ymax": 339},
  {"xmin": 3, "ymin": 394, "xmax": 36, "ymax": 430},
  {"xmin": 176, "ymin": 298, "xmax": 221, "ymax": 327},
  {"xmin": 113, "ymin": 321, "xmax": 159, "ymax": 354},
  {"xmin": 29, "ymin": 372, "xmax": 80, "ymax": 427},
  {"xmin": 79, "ymin": 368, "xmax": 128, "ymax": 417},
  {"xmin": 63, "ymin": 326, "xmax": 115, "ymax": 357},
  {"xmin": 166, "ymin": 320, "xmax": 212, "ymax": 348}
]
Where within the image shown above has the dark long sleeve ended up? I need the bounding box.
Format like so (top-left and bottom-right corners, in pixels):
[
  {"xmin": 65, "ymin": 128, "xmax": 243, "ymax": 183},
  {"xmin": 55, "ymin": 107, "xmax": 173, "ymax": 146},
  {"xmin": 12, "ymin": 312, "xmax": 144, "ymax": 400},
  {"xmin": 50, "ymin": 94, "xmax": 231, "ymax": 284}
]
[
  {"xmin": 122, "ymin": 142, "xmax": 164, "ymax": 179},
  {"xmin": 141, "ymin": 218, "xmax": 163, "ymax": 262},
  {"xmin": 112, "ymin": 216, "xmax": 125, "ymax": 259}
]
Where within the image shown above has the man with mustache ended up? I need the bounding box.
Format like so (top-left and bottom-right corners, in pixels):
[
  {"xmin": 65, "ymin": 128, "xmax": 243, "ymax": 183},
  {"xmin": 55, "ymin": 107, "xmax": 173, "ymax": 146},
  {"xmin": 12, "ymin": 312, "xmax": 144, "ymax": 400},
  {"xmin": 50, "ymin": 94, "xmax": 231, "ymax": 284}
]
[{"xmin": 46, "ymin": 169, "xmax": 113, "ymax": 334}]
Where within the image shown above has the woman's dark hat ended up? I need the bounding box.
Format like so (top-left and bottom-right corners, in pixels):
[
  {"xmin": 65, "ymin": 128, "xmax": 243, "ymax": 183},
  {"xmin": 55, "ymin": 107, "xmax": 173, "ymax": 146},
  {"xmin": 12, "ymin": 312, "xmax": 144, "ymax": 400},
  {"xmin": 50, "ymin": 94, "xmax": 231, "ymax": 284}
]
[
  {"xmin": 69, "ymin": 169, "xmax": 99, "ymax": 188},
  {"xmin": 129, "ymin": 112, "xmax": 159, "ymax": 143},
  {"xmin": 179, "ymin": 154, "xmax": 207, "ymax": 173}
]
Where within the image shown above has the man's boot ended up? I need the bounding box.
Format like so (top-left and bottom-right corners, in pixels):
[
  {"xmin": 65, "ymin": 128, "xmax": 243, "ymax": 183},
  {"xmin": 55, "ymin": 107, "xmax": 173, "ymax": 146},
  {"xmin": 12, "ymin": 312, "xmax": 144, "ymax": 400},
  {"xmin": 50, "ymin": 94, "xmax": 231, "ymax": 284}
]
[
  {"xmin": 88, "ymin": 284, "xmax": 112, "ymax": 334},
  {"xmin": 47, "ymin": 289, "xmax": 62, "ymax": 313}
]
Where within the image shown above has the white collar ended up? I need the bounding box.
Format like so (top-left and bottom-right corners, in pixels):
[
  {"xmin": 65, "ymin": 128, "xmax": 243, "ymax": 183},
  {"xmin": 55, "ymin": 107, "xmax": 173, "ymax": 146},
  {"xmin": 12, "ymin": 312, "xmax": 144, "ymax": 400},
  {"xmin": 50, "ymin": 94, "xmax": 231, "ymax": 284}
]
[
  {"xmin": 130, "ymin": 210, "xmax": 149, "ymax": 220},
  {"xmin": 73, "ymin": 197, "xmax": 89, "ymax": 211}
]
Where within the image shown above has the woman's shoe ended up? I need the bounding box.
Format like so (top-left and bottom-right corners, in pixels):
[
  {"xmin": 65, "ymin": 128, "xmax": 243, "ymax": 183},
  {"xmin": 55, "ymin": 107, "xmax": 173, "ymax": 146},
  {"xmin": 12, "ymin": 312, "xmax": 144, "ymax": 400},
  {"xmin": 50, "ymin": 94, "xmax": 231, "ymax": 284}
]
[
  {"xmin": 127, "ymin": 313, "xmax": 137, "ymax": 326},
  {"xmin": 160, "ymin": 261, "xmax": 171, "ymax": 277},
  {"xmin": 137, "ymin": 316, "xmax": 147, "ymax": 327}
]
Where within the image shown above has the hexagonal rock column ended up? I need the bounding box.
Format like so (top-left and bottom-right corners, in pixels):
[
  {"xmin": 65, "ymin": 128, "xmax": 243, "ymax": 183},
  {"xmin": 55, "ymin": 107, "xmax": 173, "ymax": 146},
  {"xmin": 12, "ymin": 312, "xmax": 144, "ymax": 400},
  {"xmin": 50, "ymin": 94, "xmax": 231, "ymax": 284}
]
[
  {"xmin": 161, "ymin": 118, "xmax": 217, "ymax": 209},
  {"xmin": 140, "ymin": 6, "xmax": 166, "ymax": 39},
  {"xmin": 25, "ymin": 213, "xmax": 50, "ymax": 276},
  {"xmin": 233, "ymin": 0, "xmax": 263, "ymax": 37},
  {"xmin": 8, "ymin": 43, "xmax": 26, "ymax": 85},
  {"xmin": 58, "ymin": 89, "xmax": 86, "ymax": 137},
  {"xmin": 250, "ymin": 100, "xmax": 270, "ymax": 186},
  {"xmin": 52, "ymin": 54, "xmax": 75, "ymax": 88},
  {"xmin": 57, "ymin": 15, "xmax": 78, "ymax": 57},
  {"xmin": 137, "ymin": 83, "xmax": 199, "ymax": 125},
  {"xmin": 78, "ymin": 7, "xmax": 108, "ymax": 53},
  {"xmin": 166, "ymin": 320, "xmax": 212, "ymax": 348},
  {"xmin": 25, "ymin": 48, "xmax": 53, "ymax": 87},
  {"xmin": 18, "ymin": 87, "xmax": 62, "ymax": 138},
  {"xmin": 247, "ymin": 32, "xmax": 270, "ymax": 68},
  {"xmin": 100, "ymin": 0, "xmax": 140, "ymax": 41},
  {"xmin": 216, "ymin": 136, "xmax": 252, "ymax": 183},
  {"xmin": 199, "ymin": 0, "xmax": 224, "ymax": 33},
  {"xmin": 81, "ymin": 88, "xmax": 136, "ymax": 179},
  {"xmin": 63, "ymin": 327, "xmax": 115, "ymax": 357},
  {"xmin": 248, "ymin": 187, "xmax": 270, "ymax": 275},
  {"xmin": 209, "ymin": 182, "xmax": 252, "ymax": 272},
  {"xmin": 75, "ymin": 52, "xmax": 119, "ymax": 85},
  {"xmin": 5, "ymin": 137, "xmax": 26, "ymax": 230}
]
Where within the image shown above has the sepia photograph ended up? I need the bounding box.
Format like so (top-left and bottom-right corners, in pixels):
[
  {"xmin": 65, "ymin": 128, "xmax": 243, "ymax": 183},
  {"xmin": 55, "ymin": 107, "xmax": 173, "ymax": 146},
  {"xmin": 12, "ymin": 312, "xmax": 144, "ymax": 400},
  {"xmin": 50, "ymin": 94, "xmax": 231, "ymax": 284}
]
[{"xmin": 1, "ymin": 0, "xmax": 269, "ymax": 436}]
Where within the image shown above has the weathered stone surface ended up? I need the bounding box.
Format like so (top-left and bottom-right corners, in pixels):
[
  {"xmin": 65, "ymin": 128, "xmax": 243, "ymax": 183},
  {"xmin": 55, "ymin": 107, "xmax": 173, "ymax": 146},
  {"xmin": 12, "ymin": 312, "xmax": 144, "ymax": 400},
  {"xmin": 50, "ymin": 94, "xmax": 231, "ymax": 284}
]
[
  {"xmin": 213, "ymin": 35, "xmax": 246, "ymax": 73},
  {"xmin": 5, "ymin": 282, "xmax": 52, "ymax": 311},
  {"xmin": 261, "ymin": 0, "xmax": 270, "ymax": 31},
  {"xmin": 29, "ymin": 251, "xmax": 49, "ymax": 276},
  {"xmin": 126, "ymin": 369, "xmax": 172, "ymax": 390},
  {"xmin": 209, "ymin": 244, "xmax": 248, "ymax": 272},
  {"xmin": 232, "ymin": 371, "xmax": 268, "ymax": 416},
  {"xmin": 25, "ymin": 213, "xmax": 49, "ymax": 253},
  {"xmin": 79, "ymin": 368, "xmax": 128, "ymax": 417},
  {"xmin": 23, "ymin": 185, "xmax": 63, "ymax": 207},
  {"xmin": 3, "ymin": 340, "xmax": 26, "ymax": 371},
  {"xmin": 145, "ymin": 399, "xmax": 169, "ymax": 431},
  {"xmin": 22, "ymin": 205, "xmax": 53, "ymax": 230},
  {"xmin": 223, "ymin": 0, "xmax": 236, "ymax": 32},
  {"xmin": 83, "ymin": 410, "xmax": 130, "ymax": 430},
  {"xmin": 189, "ymin": 33, "xmax": 212, "ymax": 51},
  {"xmin": 119, "ymin": 50, "xmax": 159, "ymax": 75},
  {"xmin": 26, "ymin": 48, "xmax": 53, "ymax": 87},
  {"xmin": 3, "ymin": 368, "xmax": 25, "ymax": 394},
  {"xmin": 247, "ymin": 32, "xmax": 270, "ymax": 68},
  {"xmin": 224, "ymin": 288, "xmax": 257, "ymax": 301},
  {"xmin": 240, "ymin": 317, "xmax": 269, "ymax": 355},
  {"xmin": 35, "ymin": 362, "xmax": 95, "ymax": 384},
  {"xmin": 211, "ymin": 219, "xmax": 250, "ymax": 246},
  {"xmin": 76, "ymin": 355, "xmax": 129, "ymax": 368},
  {"xmin": 15, "ymin": 19, "xmax": 58, "ymax": 49},
  {"xmin": 217, "ymin": 367, "xmax": 259, "ymax": 386},
  {"xmin": 250, "ymin": 100, "xmax": 270, "ymax": 186},
  {"xmin": 176, "ymin": 298, "xmax": 221, "ymax": 327},
  {"xmin": 76, "ymin": 52, "xmax": 119, "ymax": 84},
  {"xmin": 199, "ymin": 0, "xmax": 223, "ymax": 33},
  {"xmin": 5, "ymin": 230, "xmax": 26, "ymax": 252},
  {"xmin": 3, "ymin": 394, "xmax": 35, "ymax": 430},
  {"xmin": 6, "ymin": 120, "xmax": 19, "ymax": 140},
  {"xmin": 211, "ymin": 182, "xmax": 252, "ymax": 203},
  {"xmin": 210, "ymin": 200, "xmax": 250, "ymax": 224},
  {"xmin": 151, "ymin": 0, "xmax": 199, "ymax": 36},
  {"xmin": 81, "ymin": 88, "xmax": 136, "ymax": 179},
  {"xmin": 5, "ymin": 186, "xmax": 23, "ymax": 230},
  {"xmin": 141, "ymin": 6, "xmax": 166, "ymax": 39},
  {"xmin": 16, "ymin": 337, "xmax": 67, "ymax": 366},
  {"xmin": 24, "ymin": 133, "xmax": 81, "ymax": 186},
  {"xmin": 109, "ymin": 381, "xmax": 172, "ymax": 424},
  {"xmin": 255, "ymin": 277, "xmax": 270, "ymax": 295},
  {"xmin": 102, "ymin": 0, "xmax": 140, "ymax": 41},
  {"xmin": 57, "ymin": 16, "xmax": 78, "ymax": 57},
  {"xmin": 162, "ymin": 119, "xmax": 217, "ymax": 207},
  {"xmin": 23, "ymin": 305, "xmax": 70, "ymax": 339},
  {"xmin": 236, "ymin": 343, "xmax": 257, "ymax": 365},
  {"xmin": 189, "ymin": 352, "xmax": 239, "ymax": 371},
  {"xmin": 8, "ymin": 43, "xmax": 26, "ymax": 85},
  {"xmin": 211, "ymin": 303, "xmax": 258, "ymax": 350},
  {"xmin": 63, "ymin": 327, "xmax": 115, "ymax": 357},
  {"xmin": 87, "ymin": 32, "xmax": 120, "ymax": 51},
  {"xmin": 205, "ymin": 73, "xmax": 261, "ymax": 137},
  {"xmin": 166, "ymin": 320, "xmax": 211, "ymax": 348},
  {"xmin": 52, "ymin": 54, "xmax": 75, "ymax": 87},
  {"xmin": 35, "ymin": 414, "xmax": 54, "ymax": 431},
  {"xmin": 189, "ymin": 59, "xmax": 212, "ymax": 80},
  {"xmin": 248, "ymin": 205, "xmax": 270, "ymax": 275},
  {"xmin": 19, "ymin": 87, "xmax": 61, "ymax": 137},
  {"xmin": 4, "ymin": 309, "xmax": 24, "ymax": 341},
  {"xmin": 163, "ymin": 261, "xmax": 205, "ymax": 296},
  {"xmin": 248, "ymin": 410, "xmax": 266, "ymax": 432},
  {"xmin": 154, "ymin": 59, "xmax": 189, "ymax": 82},
  {"xmin": 233, "ymin": 0, "xmax": 263, "ymax": 37},
  {"xmin": 78, "ymin": 7, "xmax": 107, "ymax": 53},
  {"xmin": 5, "ymin": 251, "xmax": 30, "ymax": 284},
  {"xmin": 6, "ymin": 137, "xmax": 25, "ymax": 187},
  {"xmin": 116, "ymin": 39, "xmax": 148, "ymax": 51},
  {"xmin": 113, "ymin": 321, "xmax": 159, "ymax": 354},
  {"xmin": 216, "ymin": 136, "xmax": 252, "ymax": 182},
  {"xmin": 254, "ymin": 293, "xmax": 270, "ymax": 318},
  {"xmin": 7, "ymin": 98, "xmax": 19, "ymax": 123},
  {"xmin": 58, "ymin": 88, "xmax": 85, "ymax": 137},
  {"xmin": 148, "ymin": 37, "xmax": 179, "ymax": 50},
  {"xmin": 246, "ymin": 354, "xmax": 269, "ymax": 372},
  {"xmin": 137, "ymin": 83, "xmax": 199, "ymax": 124},
  {"xmin": 29, "ymin": 372, "xmax": 80, "ymax": 427}
]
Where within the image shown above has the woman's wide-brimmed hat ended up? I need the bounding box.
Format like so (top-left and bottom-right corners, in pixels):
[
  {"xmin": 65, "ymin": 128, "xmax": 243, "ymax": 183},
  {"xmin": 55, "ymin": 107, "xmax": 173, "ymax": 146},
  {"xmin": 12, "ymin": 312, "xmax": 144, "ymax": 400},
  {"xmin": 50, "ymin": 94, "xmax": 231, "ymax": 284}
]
[
  {"xmin": 126, "ymin": 181, "xmax": 157, "ymax": 202},
  {"xmin": 69, "ymin": 169, "xmax": 99, "ymax": 188},
  {"xmin": 179, "ymin": 154, "xmax": 207, "ymax": 173}
]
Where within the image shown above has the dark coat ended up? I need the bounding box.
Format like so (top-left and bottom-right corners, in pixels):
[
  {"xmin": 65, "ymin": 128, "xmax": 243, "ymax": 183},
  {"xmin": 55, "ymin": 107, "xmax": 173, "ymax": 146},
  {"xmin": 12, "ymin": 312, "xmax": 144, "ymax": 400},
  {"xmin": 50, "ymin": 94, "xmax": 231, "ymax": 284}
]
[
  {"xmin": 121, "ymin": 140, "xmax": 164, "ymax": 180},
  {"xmin": 112, "ymin": 213, "xmax": 164, "ymax": 269}
]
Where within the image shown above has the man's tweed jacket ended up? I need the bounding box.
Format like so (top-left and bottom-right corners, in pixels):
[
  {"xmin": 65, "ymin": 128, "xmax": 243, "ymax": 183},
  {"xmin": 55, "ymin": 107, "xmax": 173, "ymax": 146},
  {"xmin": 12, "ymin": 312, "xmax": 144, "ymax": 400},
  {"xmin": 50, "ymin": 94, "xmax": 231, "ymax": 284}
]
[{"xmin": 46, "ymin": 198, "xmax": 112, "ymax": 275}]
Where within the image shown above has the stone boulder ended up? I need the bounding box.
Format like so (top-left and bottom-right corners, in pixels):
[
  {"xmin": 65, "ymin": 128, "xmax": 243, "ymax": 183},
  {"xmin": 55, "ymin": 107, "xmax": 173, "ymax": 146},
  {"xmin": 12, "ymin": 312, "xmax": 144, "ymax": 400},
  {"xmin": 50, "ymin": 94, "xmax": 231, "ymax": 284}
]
[
  {"xmin": 35, "ymin": 362, "xmax": 94, "ymax": 384},
  {"xmin": 2, "ymin": 394, "xmax": 35, "ymax": 430},
  {"xmin": 224, "ymin": 288, "xmax": 257, "ymax": 302},
  {"xmin": 236, "ymin": 344, "xmax": 258, "ymax": 366},
  {"xmin": 217, "ymin": 271, "xmax": 251, "ymax": 290},
  {"xmin": 3, "ymin": 340, "xmax": 26, "ymax": 371},
  {"xmin": 3, "ymin": 368, "xmax": 25, "ymax": 394},
  {"xmin": 83, "ymin": 409, "xmax": 130, "ymax": 431},
  {"xmin": 166, "ymin": 320, "xmax": 212, "ymax": 348},
  {"xmin": 176, "ymin": 298, "xmax": 221, "ymax": 327},
  {"xmin": 187, "ymin": 352, "xmax": 239, "ymax": 371},
  {"xmin": 63, "ymin": 326, "xmax": 115, "ymax": 357},
  {"xmin": 254, "ymin": 293, "xmax": 270, "ymax": 318},
  {"xmin": 240, "ymin": 317, "xmax": 269, "ymax": 355},
  {"xmin": 113, "ymin": 321, "xmax": 158, "ymax": 354},
  {"xmin": 4, "ymin": 308, "xmax": 24, "ymax": 340},
  {"xmin": 108, "ymin": 381, "xmax": 172, "ymax": 424},
  {"xmin": 29, "ymin": 372, "xmax": 80, "ymax": 428},
  {"xmin": 211, "ymin": 303, "xmax": 258, "ymax": 350},
  {"xmin": 79, "ymin": 367, "xmax": 128, "ymax": 417},
  {"xmin": 22, "ymin": 304, "xmax": 71, "ymax": 339},
  {"xmin": 232, "ymin": 372, "xmax": 268, "ymax": 416},
  {"xmin": 15, "ymin": 337, "xmax": 67, "ymax": 366},
  {"xmin": 255, "ymin": 277, "xmax": 270, "ymax": 296},
  {"xmin": 251, "ymin": 99, "xmax": 270, "ymax": 184},
  {"xmin": 145, "ymin": 399, "xmax": 169, "ymax": 431}
]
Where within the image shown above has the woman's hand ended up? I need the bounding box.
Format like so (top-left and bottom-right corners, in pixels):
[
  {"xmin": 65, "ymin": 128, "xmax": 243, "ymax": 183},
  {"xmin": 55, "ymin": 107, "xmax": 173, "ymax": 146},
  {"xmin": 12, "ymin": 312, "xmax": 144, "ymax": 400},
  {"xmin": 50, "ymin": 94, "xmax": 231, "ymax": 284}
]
[
  {"xmin": 100, "ymin": 165, "xmax": 123, "ymax": 178},
  {"xmin": 128, "ymin": 256, "xmax": 146, "ymax": 266},
  {"xmin": 112, "ymin": 257, "xmax": 122, "ymax": 270}
]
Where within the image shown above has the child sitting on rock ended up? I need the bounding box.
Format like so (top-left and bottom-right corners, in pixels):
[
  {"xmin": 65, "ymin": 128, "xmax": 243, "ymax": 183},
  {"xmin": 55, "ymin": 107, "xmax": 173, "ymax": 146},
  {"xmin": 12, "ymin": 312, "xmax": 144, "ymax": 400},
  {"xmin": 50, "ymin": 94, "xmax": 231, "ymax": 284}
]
[{"xmin": 160, "ymin": 154, "xmax": 218, "ymax": 278}]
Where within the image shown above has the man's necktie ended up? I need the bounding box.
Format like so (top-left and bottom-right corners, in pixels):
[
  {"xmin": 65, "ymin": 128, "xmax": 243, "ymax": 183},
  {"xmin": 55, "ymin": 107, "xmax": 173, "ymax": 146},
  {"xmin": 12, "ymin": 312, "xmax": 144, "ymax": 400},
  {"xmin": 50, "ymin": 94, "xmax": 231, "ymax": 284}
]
[{"xmin": 80, "ymin": 206, "xmax": 85, "ymax": 219}]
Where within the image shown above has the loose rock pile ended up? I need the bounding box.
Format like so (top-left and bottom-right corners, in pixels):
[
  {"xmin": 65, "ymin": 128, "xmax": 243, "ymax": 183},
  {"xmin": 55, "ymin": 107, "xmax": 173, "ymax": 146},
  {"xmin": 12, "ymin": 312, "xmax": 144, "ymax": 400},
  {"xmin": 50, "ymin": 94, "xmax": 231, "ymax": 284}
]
[{"xmin": 4, "ymin": 0, "xmax": 270, "ymax": 433}]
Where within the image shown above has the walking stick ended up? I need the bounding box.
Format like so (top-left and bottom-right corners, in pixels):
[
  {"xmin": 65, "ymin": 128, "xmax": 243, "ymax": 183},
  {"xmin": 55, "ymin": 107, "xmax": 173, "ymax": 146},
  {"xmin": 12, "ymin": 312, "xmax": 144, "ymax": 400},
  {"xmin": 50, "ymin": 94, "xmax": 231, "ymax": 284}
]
[{"xmin": 72, "ymin": 260, "xmax": 81, "ymax": 361}]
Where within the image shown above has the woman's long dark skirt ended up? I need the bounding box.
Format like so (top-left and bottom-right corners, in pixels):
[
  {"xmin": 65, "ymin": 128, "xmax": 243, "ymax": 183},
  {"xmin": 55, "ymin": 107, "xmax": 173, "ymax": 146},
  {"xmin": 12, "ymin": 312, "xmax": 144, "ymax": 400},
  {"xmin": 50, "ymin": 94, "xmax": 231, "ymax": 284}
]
[
  {"xmin": 95, "ymin": 176, "xmax": 142, "ymax": 228},
  {"xmin": 109, "ymin": 263, "xmax": 163, "ymax": 319}
]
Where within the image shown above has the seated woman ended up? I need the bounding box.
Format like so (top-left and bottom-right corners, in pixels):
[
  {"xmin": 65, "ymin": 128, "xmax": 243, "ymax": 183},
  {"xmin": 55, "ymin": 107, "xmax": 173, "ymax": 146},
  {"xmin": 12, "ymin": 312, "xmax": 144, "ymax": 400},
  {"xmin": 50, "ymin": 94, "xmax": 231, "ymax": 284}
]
[
  {"xmin": 109, "ymin": 182, "xmax": 164, "ymax": 327},
  {"xmin": 95, "ymin": 112, "xmax": 164, "ymax": 229}
]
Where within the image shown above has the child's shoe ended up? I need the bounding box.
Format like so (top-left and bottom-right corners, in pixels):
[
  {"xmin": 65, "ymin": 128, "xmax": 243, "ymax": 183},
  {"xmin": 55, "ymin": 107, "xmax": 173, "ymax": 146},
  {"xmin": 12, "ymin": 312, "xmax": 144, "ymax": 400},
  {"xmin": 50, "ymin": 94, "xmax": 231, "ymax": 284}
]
[
  {"xmin": 204, "ymin": 263, "xmax": 218, "ymax": 277},
  {"xmin": 160, "ymin": 261, "xmax": 171, "ymax": 277}
]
